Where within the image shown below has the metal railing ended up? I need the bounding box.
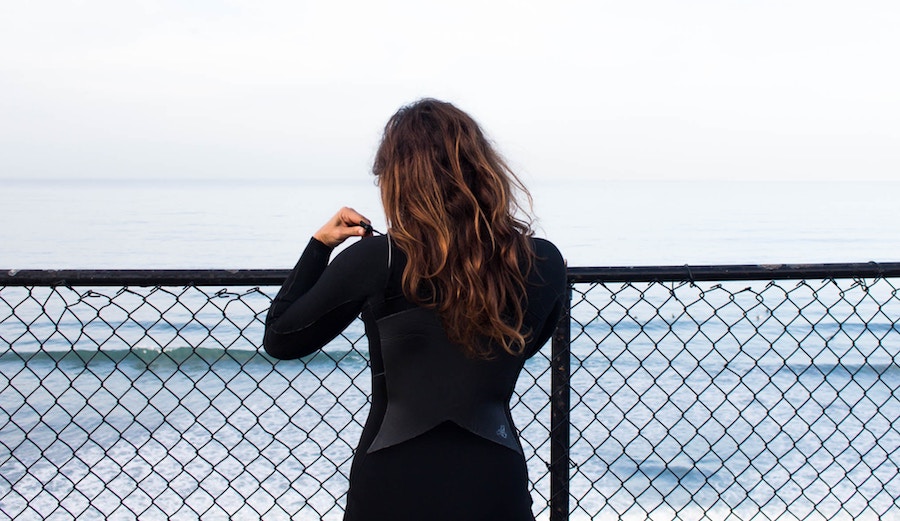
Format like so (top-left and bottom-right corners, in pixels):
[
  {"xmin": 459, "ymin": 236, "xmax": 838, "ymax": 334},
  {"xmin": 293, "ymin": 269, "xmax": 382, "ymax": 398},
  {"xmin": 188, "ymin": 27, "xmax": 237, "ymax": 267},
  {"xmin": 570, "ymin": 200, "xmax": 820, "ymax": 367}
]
[{"xmin": 1, "ymin": 263, "xmax": 899, "ymax": 520}]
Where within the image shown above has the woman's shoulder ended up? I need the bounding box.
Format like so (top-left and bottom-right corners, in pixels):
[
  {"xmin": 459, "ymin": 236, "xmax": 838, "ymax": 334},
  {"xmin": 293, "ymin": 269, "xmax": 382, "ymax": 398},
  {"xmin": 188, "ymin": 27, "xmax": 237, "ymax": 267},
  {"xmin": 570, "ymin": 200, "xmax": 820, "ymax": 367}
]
[
  {"xmin": 329, "ymin": 234, "xmax": 393, "ymax": 270},
  {"xmin": 321, "ymin": 235, "xmax": 396, "ymax": 295},
  {"xmin": 530, "ymin": 237, "xmax": 564, "ymax": 264},
  {"xmin": 528, "ymin": 236, "xmax": 566, "ymax": 287}
]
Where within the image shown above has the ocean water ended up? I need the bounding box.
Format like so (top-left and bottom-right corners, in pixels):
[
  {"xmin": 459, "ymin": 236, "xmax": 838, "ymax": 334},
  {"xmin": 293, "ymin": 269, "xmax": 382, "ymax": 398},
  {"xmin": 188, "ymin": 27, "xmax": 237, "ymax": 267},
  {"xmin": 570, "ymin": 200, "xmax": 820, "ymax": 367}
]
[
  {"xmin": 3, "ymin": 178, "xmax": 900, "ymax": 269},
  {"xmin": 2, "ymin": 178, "xmax": 899, "ymax": 520}
]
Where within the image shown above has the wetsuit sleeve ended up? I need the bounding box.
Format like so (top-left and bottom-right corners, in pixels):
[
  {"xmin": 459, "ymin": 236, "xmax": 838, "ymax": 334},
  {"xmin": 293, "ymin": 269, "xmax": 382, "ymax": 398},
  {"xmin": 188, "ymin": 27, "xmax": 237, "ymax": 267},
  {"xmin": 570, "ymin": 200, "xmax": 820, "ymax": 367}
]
[
  {"xmin": 263, "ymin": 237, "xmax": 382, "ymax": 360},
  {"xmin": 525, "ymin": 239, "xmax": 568, "ymax": 358}
]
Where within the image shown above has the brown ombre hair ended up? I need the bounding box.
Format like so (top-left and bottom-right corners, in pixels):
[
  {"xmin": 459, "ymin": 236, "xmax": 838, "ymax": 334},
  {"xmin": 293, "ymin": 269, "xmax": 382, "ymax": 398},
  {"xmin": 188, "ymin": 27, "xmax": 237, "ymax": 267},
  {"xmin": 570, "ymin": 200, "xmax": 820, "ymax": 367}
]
[{"xmin": 374, "ymin": 98, "xmax": 535, "ymax": 358}]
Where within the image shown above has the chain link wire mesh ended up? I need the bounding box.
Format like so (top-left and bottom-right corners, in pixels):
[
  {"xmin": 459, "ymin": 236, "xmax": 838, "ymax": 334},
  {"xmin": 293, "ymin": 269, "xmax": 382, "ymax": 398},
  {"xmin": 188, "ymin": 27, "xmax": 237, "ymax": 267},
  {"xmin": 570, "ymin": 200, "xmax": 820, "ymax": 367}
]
[
  {"xmin": 0, "ymin": 281, "xmax": 552, "ymax": 520},
  {"xmin": 0, "ymin": 270, "xmax": 898, "ymax": 520},
  {"xmin": 567, "ymin": 276, "xmax": 899, "ymax": 520}
]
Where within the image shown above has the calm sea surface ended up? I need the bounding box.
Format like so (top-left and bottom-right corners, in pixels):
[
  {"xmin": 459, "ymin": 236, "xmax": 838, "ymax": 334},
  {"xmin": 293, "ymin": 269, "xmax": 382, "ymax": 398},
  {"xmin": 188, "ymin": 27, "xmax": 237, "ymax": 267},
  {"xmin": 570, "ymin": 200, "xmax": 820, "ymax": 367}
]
[{"xmin": 3, "ymin": 178, "xmax": 900, "ymax": 269}]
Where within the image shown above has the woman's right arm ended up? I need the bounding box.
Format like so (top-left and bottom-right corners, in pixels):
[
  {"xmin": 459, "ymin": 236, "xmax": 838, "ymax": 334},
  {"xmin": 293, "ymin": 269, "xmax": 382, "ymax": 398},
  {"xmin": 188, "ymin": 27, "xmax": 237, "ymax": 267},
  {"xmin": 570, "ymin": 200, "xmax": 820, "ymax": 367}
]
[{"xmin": 525, "ymin": 238, "xmax": 568, "ymax": 358}]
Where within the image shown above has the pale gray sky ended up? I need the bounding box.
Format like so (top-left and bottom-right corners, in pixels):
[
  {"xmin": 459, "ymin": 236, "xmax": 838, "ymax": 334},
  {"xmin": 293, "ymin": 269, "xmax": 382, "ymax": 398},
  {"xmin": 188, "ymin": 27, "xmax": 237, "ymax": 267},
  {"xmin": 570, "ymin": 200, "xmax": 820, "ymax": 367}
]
[{"xmin": 1, "ymin": 1, "xmax": 898, "ymax": 182}]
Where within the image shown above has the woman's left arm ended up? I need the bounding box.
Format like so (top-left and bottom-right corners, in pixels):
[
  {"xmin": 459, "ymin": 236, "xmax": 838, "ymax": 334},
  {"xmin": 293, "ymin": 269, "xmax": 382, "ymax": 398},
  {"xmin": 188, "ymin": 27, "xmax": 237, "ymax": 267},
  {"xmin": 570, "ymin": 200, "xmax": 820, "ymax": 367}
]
[{"xmin": 263, "ymin": 208, "xmax": 378, "ymax": 360}]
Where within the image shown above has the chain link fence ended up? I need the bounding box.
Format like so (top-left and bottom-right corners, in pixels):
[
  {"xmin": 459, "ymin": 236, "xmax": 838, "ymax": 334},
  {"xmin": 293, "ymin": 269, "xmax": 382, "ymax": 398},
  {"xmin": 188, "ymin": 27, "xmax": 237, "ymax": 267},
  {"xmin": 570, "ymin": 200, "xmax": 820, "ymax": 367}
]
[{"xmin": 1, "ymin": 265, "xmax": 898, "ymax": 520}]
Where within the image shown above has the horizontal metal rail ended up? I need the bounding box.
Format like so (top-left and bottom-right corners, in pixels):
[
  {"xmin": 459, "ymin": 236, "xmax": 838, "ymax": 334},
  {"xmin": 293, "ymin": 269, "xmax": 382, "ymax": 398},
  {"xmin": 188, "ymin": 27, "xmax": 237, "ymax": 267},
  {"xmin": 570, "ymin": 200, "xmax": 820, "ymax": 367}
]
[
  {"xmin": 4, "ymin": 261, "xmax": 900, "ymax": 286},
  {"xmin": 0, "ymin": 269, "xmax": 289, "ymax": 286},
  {"xmin": 567, "ymin": 261, "xmax": 900, "ymax": 282}
]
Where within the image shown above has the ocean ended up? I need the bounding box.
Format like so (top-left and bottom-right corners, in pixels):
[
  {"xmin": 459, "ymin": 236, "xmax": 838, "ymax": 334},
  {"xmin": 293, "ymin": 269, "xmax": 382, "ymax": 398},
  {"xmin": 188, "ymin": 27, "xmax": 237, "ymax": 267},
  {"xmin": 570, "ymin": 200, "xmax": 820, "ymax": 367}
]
[
  {"xmin": 3, "ymin": 178, "xmax": 900, "ymax": 269},
  {"xmin": 2, "ymin": 178, "xmax": 899, "ymax": 520}
]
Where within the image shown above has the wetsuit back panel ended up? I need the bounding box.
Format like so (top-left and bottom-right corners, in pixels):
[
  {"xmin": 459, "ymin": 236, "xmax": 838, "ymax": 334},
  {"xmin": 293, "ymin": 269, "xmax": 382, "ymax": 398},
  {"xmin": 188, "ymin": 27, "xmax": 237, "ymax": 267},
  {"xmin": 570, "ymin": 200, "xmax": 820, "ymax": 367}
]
[{"xmin": 367, "ymin": 307, "xmax": 525, "ymax": 454}]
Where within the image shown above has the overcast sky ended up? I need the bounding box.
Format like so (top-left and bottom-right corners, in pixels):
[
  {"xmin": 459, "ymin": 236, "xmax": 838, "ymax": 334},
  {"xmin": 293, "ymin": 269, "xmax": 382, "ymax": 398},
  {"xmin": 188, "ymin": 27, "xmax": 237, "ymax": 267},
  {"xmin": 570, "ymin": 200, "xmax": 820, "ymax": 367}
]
[{"xmin": 1, "ymin": 1, "xmax": 897, "ymax": 182}]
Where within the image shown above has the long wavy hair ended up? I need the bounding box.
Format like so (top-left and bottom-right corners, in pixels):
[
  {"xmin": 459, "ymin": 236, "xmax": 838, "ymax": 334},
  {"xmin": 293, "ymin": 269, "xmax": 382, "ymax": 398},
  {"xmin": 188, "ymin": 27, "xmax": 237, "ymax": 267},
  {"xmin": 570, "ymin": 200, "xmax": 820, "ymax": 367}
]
[{"xmin": 373, "ymin": 98, "xmax": 535, "ymax": 358}]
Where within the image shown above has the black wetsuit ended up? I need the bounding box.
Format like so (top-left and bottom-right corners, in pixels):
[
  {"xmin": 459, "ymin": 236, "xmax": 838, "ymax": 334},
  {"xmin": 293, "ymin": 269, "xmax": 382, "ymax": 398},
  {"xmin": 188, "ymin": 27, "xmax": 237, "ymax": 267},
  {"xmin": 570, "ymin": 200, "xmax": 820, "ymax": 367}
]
[{"xmin": 264, "ymin": 235, "xmax": 566, "ymax": 521}]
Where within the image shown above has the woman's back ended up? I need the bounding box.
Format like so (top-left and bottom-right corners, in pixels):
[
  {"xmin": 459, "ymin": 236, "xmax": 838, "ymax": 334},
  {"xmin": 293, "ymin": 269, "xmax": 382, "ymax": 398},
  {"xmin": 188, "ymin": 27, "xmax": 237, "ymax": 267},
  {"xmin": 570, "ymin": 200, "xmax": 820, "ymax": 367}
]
[{"xmin": 333, "ymin": 235, "xmax": 565, "ymax": 520}]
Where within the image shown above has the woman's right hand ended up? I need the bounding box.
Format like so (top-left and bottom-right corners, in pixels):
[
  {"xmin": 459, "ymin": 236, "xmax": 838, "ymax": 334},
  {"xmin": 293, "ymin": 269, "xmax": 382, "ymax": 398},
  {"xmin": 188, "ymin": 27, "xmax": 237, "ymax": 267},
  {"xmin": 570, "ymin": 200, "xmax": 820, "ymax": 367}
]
[{"xmin": 313, "ymin": 207, "xmax": 372, "ymax": 248}]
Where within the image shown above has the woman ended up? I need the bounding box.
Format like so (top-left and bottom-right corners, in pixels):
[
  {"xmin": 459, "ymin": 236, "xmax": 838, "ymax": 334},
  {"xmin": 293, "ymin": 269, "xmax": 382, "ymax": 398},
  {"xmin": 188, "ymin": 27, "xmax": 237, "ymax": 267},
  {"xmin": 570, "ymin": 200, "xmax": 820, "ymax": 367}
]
[{"xmin": 264, "ymin": 98, "xmax": 566, "ymax": 520}]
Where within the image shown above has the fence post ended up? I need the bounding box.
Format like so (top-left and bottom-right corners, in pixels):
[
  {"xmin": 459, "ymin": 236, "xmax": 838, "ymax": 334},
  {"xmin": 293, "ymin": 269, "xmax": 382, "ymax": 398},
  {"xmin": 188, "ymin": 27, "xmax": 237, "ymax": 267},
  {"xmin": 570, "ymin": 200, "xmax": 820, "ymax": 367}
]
[{"xmin": 549, "ymin": 283, "xmax": 572, "ymax": 521}]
